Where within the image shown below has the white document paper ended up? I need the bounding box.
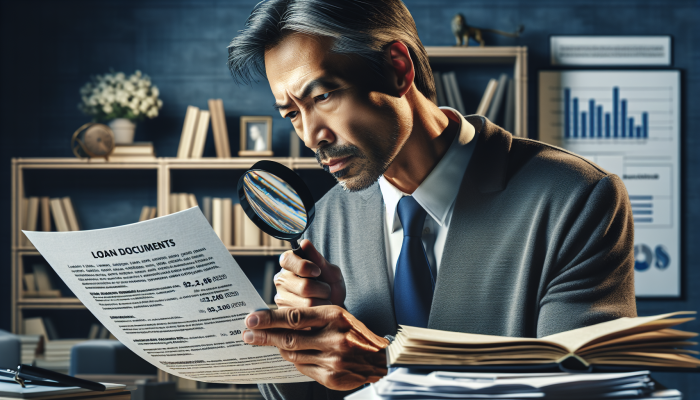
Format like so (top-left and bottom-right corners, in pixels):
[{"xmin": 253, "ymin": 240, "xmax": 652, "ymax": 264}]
[{"xmin": 23, "ymin": 207, "xmax": 312, "ymax": 384}]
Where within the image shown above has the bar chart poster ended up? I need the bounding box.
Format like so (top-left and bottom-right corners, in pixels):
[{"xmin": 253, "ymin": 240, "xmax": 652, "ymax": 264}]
[{"xmin": 539, "ymin": 70, "xmax": 680, "ymax": 297}]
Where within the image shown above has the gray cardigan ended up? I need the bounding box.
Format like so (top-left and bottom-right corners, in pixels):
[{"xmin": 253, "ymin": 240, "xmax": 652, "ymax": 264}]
[{"xmin": 259, "ymin": 116, "xmax": 637, "ymax": 399}]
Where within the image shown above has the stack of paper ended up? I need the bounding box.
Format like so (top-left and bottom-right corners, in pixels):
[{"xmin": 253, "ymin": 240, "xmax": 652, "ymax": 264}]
[
  {"xmin": 17, "ymin": 335, "xmax": 41, "ymax": 364},
  {"xmin": 347, "ymin": 369, "xmax": 682, "ymax": 399},
  {"xmin": 0, "ymin": 378, "xmax": 128, "ymax": 399}
]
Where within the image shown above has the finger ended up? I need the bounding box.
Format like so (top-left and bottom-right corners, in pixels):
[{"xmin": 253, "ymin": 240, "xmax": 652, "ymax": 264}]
[
  {"xmin": 242, "ymin": 328, "xmax": 323, "ymax": 351},
  {"xmin": 246, "ymin": 306, "xmax": 342, "ymax": 330},
  {"xmin": 274, "ymin": 293, "xmax": 332, "ymax": 309},
  {"xmin": 279, "ymin": 250, "xmax": 321, "ymax": 278},
  {"xmin": 275, "ymin": 269, "xmax": 331, "ymax": 299},
  {"xmin": 278, "ymin": 349, "xmax": 324, "ymax": 365},
  {"xmin": 300, "ymin": 240, "xmax": 344, "ymax": 284}
]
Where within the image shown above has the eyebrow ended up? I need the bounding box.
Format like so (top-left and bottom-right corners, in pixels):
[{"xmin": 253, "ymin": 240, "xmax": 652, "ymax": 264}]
[{"xmin": 273, "ymin": 77, "xmax": 341, "ymax": 111}]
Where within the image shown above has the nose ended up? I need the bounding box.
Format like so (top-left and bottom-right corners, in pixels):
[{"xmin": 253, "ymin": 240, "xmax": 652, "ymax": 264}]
[{"xmin": 302, "ymin": 112, "xmax": 335, "ymax": 150}]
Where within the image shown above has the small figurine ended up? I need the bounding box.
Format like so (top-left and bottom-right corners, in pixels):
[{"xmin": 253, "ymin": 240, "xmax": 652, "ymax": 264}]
[{"xmin": 451, "ymin": 13, "xmax": 524, "ymax": 46}]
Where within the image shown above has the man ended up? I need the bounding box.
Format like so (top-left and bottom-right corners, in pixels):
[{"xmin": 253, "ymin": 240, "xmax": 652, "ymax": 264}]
[{"xmin": 226, "ymin": 1, "xmax": 636, "ymax": 399}]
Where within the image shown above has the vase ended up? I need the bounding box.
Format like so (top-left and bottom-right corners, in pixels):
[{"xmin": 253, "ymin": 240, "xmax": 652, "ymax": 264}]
[{"xmin": 108, "ymin": 118, "xmax": 136, "ymax": 144}]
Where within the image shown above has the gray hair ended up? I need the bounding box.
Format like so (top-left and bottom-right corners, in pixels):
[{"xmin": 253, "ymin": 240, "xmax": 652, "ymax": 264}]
[{"xmin": 227, "ymin": 0, "xmax": 436, "ymax": 103}]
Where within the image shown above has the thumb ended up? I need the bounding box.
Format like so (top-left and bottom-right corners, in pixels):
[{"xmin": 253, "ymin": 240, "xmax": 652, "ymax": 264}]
[{"xmin": 300, "ymin": 239, "xmax": 343, "ymax": 284}]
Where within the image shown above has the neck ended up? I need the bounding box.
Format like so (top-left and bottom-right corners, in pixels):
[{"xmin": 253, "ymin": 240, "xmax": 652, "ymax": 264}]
[{"xmin": 382, "ymin": 88, "xmax": 459, "ymax": 194}]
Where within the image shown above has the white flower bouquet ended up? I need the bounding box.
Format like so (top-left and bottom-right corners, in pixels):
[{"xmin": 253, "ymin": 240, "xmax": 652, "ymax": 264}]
[{"xmin": 78, "ymin": 70, "xmax": 163, "ymax": 121}]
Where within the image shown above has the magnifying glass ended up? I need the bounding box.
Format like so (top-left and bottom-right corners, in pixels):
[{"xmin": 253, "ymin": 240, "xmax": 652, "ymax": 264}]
[{"xmin": 237, "ymin": 160, "xmax": 315, "ymax": 260}]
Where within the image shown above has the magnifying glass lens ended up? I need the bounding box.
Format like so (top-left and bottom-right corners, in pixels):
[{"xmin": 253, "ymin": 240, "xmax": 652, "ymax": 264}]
[{"xmin": 242, "ymin": 170, "xmax": 307, "ymax": 235}]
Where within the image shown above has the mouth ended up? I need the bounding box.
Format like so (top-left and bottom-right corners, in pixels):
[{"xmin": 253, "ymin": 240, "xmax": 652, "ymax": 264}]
[{"xmin": 323, "ymin": 156, "xmax": 354, "ymax": 174}]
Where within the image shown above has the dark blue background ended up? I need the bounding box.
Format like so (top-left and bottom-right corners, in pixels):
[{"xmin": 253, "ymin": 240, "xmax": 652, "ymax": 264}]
[{"xmin": 1, "ymin": 0, "xmax": 698, "ymax": 395}]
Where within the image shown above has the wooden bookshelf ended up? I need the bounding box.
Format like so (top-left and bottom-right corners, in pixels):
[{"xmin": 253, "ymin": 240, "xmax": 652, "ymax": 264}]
[{"xmin": 9, "ymin": 157, "xmax": 324, "ymax": 334}]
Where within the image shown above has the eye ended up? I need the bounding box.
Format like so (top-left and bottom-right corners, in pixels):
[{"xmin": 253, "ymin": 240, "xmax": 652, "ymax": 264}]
[
  {"xmin": 315, "ymin": 92, "xmax": 331, "ymax": 101},
  {"xmin": 285, "ymin": 111, "xmax": 299, "ymax": 119}
]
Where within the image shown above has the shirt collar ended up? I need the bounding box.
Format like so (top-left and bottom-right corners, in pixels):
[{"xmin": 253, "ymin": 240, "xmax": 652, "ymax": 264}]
[{"xmin": 379, "ymin": 107, "xmax": 479, "ymax": 233}]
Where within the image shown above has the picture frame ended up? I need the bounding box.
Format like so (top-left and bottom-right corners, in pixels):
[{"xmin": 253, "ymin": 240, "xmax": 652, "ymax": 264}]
[{"xmin": 238, "ymin": 116, "xmax": 273, "ymax": 157}]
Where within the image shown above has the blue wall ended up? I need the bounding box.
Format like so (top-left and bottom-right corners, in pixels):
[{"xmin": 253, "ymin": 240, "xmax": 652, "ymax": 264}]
[{"xmin": 1, "ymin": 0, "xmax": 698, "ymax": 394}]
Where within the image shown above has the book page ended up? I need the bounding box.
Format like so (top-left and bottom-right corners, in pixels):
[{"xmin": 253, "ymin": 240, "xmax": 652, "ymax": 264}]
[
  {"xmin": 23, "ymin": 207, "xmax": 312, "ymax": 384},
  {"xmin": 543, "ymin": 312, "xmax": 695, "ymax": 353}
]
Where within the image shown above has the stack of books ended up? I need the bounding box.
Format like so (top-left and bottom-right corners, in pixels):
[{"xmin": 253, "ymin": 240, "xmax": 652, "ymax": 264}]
[
  {"xmin": 137, "ymin": 205, "xmax": 157, "ymax": 221},
  {"xmin": 108, "ymin": 142, "xmax": 156, "ymax": 161},
  {"xmin": 176, "ymin": 99, "xmax": 231, "ymax": 159},
  {"xmin": 24, "ymin": 317, "xmax": 86, "ymax": 374},
  {"xmin": 16, "ymin": 334, "xmax": 41, "ymax": 364},
  {"xmin": 353, "ymin": 312, "xmax": 699, "ymax": 400}
]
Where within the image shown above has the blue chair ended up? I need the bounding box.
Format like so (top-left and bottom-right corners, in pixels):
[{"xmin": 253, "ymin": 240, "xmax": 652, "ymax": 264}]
[
  {"xmin": 0, "ymin": 330, "xmax": 21, "ymax": 368},
  {"xmin": 69, "ymin": 340, "xmax": 156, "ymax": 376}
]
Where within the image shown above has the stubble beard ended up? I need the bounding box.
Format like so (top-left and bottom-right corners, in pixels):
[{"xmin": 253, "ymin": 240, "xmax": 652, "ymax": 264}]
[{"xmin": 316, "ymin": 126, "xmax": 401, "ymax": 192}]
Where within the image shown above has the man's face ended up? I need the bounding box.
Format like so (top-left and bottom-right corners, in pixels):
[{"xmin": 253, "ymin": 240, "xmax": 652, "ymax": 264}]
[{"xmin": 265, "ymin": 33, "xmax": 410, "ymax": 191}]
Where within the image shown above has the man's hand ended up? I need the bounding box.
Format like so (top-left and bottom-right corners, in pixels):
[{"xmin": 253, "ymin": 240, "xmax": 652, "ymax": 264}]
[
  {"xmin": 243, "ymin": 306, "xmax": 389, "ymax": 391},
  {"xmin": 275, "ymin": 240, "xmax": 346, "ymax": 308}
]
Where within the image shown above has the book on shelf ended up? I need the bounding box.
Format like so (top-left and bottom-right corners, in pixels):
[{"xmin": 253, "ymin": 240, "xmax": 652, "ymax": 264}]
[
  {"xmin": 190, "ymin": 109, "xmax": 211, "ymax": 158},
  {"xmin": 188, "ymin": 193, "xmax": 198, "ymax": 208},
  {"xmin": 202, "ymin": 196, "xmax": 213, "ymax": 225},
  {"xmin": 444, "ymin": 71, "xmax": 465, "ymax": 115},
  {"xmin": 23, "ymin": 197, "xmax": 40, "ymax": 246},
  {"xmin": 25, "ymin": 264, "xmax": 61, "ymax": 298},
  {"xmin": 387, "ymin": 311, "xmax": 700, "ymax": 372},
  {"xmin": 289, "ymin": 130, "xmax": 302, "ymax": 158},
  {"xmin": 222, "ymin": 198, "xmax": 232, "ymax": 247},
  {"xmin": 441, "ymin": 72, "xmax": 456, "ymax": 110},
  {"xmin": 476, "ymin": 78, "xmax": 498, "ymax": 116},
  {"xmin": 212, "ymin": 197, "xmax": 223, "ymax": 241},
  {"xmin": 138, "ymin": 206, "xmax": 158, "ymax": 222},
  {"xmin": 109, "ymin": 142, "xmax": 156, "ymax": 161},
  {"xmin": 503, "ymin": 77, "xmax": 515, "ymax": 133},
  {"xmin": 60, "ymin": 197, "xmax": 80, "ymax": 231},
  {"xmin": 177, "ymin": 105, "xmax": 200, "ymax": 159},
  {"xmin": 177, "ymin": 193, "xmax": 189, "ymax": 213},
  {"xmin": 432, "ymin": 71, "xmax": 447, "ymax": 107},
  {"xmin": 138, "ymin": 206, "xmax": 150, "ymax": 222},
  {"xmin": 208, "ymin": 98, "xmax": 231, "ymax": 158},
  {"xmin": 486, "ymin": 73, "xmax": 509, "ymax": 123},
  {"xmin": 242, "ymin": 210, "xmax": 261, "ymax": 247},
  {"xmin": 49, "ymin": 198, "xmax": 69, "ymax": 232},
  {"xmin": 111, "ymin": 142, "xmax": 155, "ymax": 156},
  {"xmin": 233, "ymin": 203, "xmax": 245, "ymax": 247},
  {"xmin": 40, "ymin": 197, "xmax": 51, "ymax": 232}
]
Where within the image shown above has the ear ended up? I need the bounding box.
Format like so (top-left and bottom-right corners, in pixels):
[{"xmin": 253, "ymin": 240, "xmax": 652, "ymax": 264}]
[{"xmin": 387, "ymin": 41, "xmax": 415, "ymax": 97}]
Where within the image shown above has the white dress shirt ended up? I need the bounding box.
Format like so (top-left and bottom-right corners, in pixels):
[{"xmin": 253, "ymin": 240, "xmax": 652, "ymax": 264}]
[{"xmin": 378, "ymin": 108, "xmax": 479, "ymax": 287}]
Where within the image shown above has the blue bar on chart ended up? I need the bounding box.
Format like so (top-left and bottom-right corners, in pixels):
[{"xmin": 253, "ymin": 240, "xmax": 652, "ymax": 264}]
[
  {"xmin": 588, "ymin": 99, "xmax": 594, "ymax": 138},
  {"xmin": 564, "ymin": 88, "xmax": 570, "ymax": 138},
  {"xmin": 613, "ymin": 87, "xmax": 619, "ymax": 138},
  {"xmin": 573, "ymin": 98, "xmax": 579, "ymax": 138},
  {"xmin": 621, "ymin": 99, "xmax": 627, "ymax": 138},
  {"xmin": 563, "ymin": 86, "xmax": 649, "ymax": 140},
  {"xmin": 629, "ymin": 117, "xmax": 635, "ymax": 138}
]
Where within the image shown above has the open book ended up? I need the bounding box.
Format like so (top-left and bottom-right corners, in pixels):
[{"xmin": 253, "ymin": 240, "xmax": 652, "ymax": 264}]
[{"xmin": 387, "ymin": 312, "xmax": 700, "ymax": 372}]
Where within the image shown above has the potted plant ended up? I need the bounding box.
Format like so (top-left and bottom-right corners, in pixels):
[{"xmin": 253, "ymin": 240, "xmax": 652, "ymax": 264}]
[{"xmin": 78, "ymin": 70, "xmax": 163, "ymax": 144}]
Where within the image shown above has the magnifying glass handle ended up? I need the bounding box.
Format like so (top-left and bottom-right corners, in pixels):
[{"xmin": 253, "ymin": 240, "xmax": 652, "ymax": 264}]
[
  {"xmin": 289, "ymin": 239, "xmax": 317, "ymax": 280},
  {"xmin": 290, "ymin": 239, "xmax": 307, "ymax": 260}
]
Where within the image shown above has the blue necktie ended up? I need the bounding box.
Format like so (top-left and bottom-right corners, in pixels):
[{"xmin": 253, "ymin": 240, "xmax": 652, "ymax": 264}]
[{"xmin": 394, "ymin": 196, "xmax": 435, "ymax": 328}]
